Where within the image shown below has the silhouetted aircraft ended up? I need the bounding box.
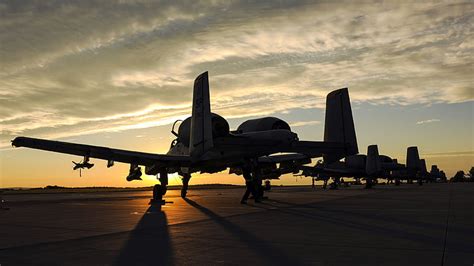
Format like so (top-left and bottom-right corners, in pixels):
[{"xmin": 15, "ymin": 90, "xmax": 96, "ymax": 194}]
[
  {"xmin": 298, "ymin": 145, "xmax": 401, "ymax": 189},
  {"xmin": 428, "ymin": 165, "xmax": 447, "ymax": 182},
  {"xmin": 11, "ymin": 72, "xmax": 358, "ymax": 203},
  {"xmin": 390, "ymin": 146, "xmax": 425, "ymax": 185}
]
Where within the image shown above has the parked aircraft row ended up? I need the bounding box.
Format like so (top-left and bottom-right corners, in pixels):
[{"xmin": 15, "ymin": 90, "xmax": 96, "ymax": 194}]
[
  {"xmin": 298, "ymin": 145, "xmax": 447, "ymax": 190},
  {"xmin": 11, "ymin": 71, "xmax": 446, "ymax": 204}
]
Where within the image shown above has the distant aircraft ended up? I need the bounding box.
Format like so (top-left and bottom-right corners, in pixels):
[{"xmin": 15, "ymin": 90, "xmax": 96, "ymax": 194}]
[
  {"xmin": 390, "ymin": 146, "xmax": 424, "ymax": 185},
  {"xmin": 298, "ymin": 145, "xmax": 401, "ymax": 189},
  {"xmin": 11, "ymin": 72, "xmax": 358, "ymax": 203},
  {"xmin": 428, "ymin": 165, "xmax": 447, "ymax": 182}
]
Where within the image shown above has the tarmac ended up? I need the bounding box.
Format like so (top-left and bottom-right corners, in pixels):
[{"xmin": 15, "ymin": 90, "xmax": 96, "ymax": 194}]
[{"xmin": 0, "ymin": 183, "xmax": 473, "ymax": 265}]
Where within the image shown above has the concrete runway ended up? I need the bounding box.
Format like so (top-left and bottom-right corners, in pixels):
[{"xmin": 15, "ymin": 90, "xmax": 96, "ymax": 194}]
[{"xmin": 0, "ymin": 183, "xmax": 473, "ymax": 265}]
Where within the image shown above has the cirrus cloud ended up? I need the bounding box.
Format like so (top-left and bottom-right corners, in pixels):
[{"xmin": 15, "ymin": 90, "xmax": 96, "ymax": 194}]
[
  {"xmin": 0, "ymin": 0, "xmax": 473, "ymax": 147},
  {"xmin": 416, "ymin": 119, "xmax": 441, "ymax": 125}
]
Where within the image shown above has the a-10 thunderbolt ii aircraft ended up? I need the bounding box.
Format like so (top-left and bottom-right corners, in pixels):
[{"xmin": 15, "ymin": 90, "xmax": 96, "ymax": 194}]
[
  {"xmin": 11, "ymin": 72, "xmax": 358, "ymax": 203},
  {"xmin": 298, "ymin": 145, "xmax": 402, "ymax": 189},
  {"xmin": 417, "ymin": 162, "xmax": 446, "ymax": 183},
  {"xmin": 427, "ymin": 165, "xmax": 447, "ymax": 182},
  {"xmin": 390, "ymin": 146, "xmax": 425, "ymax": 185}
]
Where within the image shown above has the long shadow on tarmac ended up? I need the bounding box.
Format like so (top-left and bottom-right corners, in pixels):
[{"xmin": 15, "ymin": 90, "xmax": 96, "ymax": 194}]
[
  {"xmin": 184, "ymin": 198, "xmax": 303, "ymax": 266},
  {"xmin": 116, "ymin": 203, "xmax": 174, "ymax": 266}
]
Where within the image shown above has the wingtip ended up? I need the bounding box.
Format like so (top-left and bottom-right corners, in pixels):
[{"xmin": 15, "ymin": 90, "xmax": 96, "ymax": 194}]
[
  {"xmin": 11, "ymin": 136, "xmax": 26, "ymax": 147},
  {"xmin": 11, "ymin": 137, "xmax": 19, "ymax": 147}
]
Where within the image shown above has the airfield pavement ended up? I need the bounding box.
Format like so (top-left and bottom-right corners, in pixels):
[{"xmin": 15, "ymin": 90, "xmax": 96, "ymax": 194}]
[{"xmin": 0, "ymin": 183, "xmax": 473, "ymax": 265}]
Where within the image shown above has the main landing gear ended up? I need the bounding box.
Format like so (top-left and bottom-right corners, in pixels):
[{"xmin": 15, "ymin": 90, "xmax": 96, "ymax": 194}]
[
  {"xmin": 329, "ymin": 177, "xmax": 340, "ymax": 190},
  {"xmin": 417, "ymin": 178, "xmax": 423, "ymax": 186},
  {"xmin": 322, "ymin": 179, "xmax": 328, "ymax": 189},
  {"xmin": 181, "ymin": 173, "xmax": 191, "ymax": 198},
  {"xmin": 395, "ymin": 179, "xmax": 401, "ymax": 186},
  {"xmin": 151, "ymin": 171, "xmax": 191, "ymax": 204},
  {"xmin": 151, "ymin": 170, "xmax": 168, "ymax": 205}
]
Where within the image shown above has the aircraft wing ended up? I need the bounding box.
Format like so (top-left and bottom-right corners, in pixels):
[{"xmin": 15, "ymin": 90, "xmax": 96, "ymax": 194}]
[{"xmin": 11, "ymin": 137, "xmax": 190, "ymax": 167}]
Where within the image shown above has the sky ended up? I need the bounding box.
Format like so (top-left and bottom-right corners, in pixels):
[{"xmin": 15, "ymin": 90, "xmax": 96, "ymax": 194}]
[{"xmin": 1, "ymin": 0, "xmax": 473, "ymax": 188}]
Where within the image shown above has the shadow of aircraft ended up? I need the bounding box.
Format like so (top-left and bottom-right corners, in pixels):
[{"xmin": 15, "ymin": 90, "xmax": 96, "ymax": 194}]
[
  {"xmin": 116, "ymin": 203, "xmax": 174, "ymax": 266},
  {"xmin": 183, "ymin": 198, "xmax": 303, "ymax": 265}
]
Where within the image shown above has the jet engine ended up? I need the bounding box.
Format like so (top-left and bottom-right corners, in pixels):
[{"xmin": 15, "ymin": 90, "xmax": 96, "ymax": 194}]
[
  {"xmin": 380, "ymin": 155, "xmax": 400, "ymax": 171},
  {"xmin": 235, "ymin": 117, "xmax": 291, "ymax": 134},
  {"xmin": 175, "ymin": 113, "xmax": 230, "ymax": 147}
]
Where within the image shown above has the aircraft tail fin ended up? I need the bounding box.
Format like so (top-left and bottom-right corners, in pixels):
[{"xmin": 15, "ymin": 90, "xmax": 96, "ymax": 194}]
[
  {"xmin": 406, "ymin": 146, "xmax": 420, "ymax": 170},
  {"xmin": 366, "ymin": 145, "xmax": 381, "ymax": 175},
  {"xmin": 323, "ymin": 88, "xmax": 358, "ymax": 163},
  {"xmin": 189, "ymin": 72, "xmax": 213, "ymax": 159},
  {"xmin": 419, "ymin": 159, "xmax": 427, "ymax": 174}
]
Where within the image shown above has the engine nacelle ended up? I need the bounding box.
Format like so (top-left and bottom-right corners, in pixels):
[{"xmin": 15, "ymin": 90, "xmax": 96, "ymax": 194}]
[
  {"xmin": 379, "ymin": 155, "xmax": 393, "ymax": 163},
  {"xmin": 236, "ymin": 117, "xmax": 291, "ymax": 134},
  {"xmin": 177, "ymin": 113, "xmax": 230, "ymax": 147},
  {"xmin": 345, "ymin": 154, "xmax": 366, "ymax": 169}
]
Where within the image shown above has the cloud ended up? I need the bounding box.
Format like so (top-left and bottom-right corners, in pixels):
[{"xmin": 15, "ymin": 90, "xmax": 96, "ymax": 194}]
[
  {"xmin": 0, "ymin": 1, "xmax": 473, "ymax": 147},
  {"xmin": 423, "ymin": 151, "xmax": 474, "ymax": 157},
  {"xmin": 290, "ymin": 121, "xmax": 321, "ymax": 127},
  {"xmin": 416, "ymin": 119, "xmax": 441, "ymax": 125}
]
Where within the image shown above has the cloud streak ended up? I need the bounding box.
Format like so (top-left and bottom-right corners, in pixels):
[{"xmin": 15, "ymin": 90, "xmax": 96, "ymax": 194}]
[
  {"xmin": 0, "ymin": 1, "xmax": 473, "ymax": 147},
  {"xmin": 416, "ymin": 119, "xmax": 441, "ymax": 125},
  {"xmin": 290, "ymin": 121, "xmax": 321, "ymax": 127}
]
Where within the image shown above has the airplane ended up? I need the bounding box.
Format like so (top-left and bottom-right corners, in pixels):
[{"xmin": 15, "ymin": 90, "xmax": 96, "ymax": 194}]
[
  {"xmin": 298, "ymin": 145, "xmax": 402, "ymax": 189},
  {"xmin": 427, "ymin": 164, "xmax": 447, "ymax": 182},
  {"xmin": 11, "ymin": 71, "xmax": 358, "ymax": 204},
  {"xmin": 390, "ymin": 146, "xmax": 424, "ymax": 185}
]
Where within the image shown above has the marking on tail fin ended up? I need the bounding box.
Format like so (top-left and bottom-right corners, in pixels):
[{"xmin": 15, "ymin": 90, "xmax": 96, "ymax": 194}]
[{"xmin": 189, "ymin": 72, "xmax": 213, "ymax": 159}]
